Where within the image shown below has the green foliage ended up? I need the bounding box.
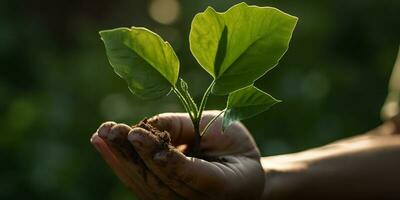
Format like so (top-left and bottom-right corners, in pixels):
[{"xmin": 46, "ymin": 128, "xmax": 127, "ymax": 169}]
[
  {"xmin": 4, "ymin": 0, "xmax": 399, "ymax": 198},
  {"xmin": 100, "ymin": 27, "xmax": 179, "ymax": 99},
  {"xmin": 100, "ymin": 2, "xmax": 297, "ymax": 147},
  {"xmin": 190, "ymin": 2, "xmax": 298, "ymax": 95},
  {"xmin": 223, "ymin": 85, "xmax": 281, "ymax": 129}
]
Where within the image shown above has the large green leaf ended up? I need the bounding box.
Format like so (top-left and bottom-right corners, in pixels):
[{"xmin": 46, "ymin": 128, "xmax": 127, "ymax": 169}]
[
  {"xmin": 223, "ymin": 85, "xmax": 280, "ymax": 129},
  {"xmin": 100, "ymin": 27, "xmax": 179, "ymax": 99},
  {"xmin": 190, "ymin": 2, "xmax": 298, "ymax": 95}
]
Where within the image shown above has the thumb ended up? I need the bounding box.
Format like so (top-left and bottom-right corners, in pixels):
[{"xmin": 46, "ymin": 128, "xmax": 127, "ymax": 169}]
[
  {"xmin": 147, "ymin": 111, "xmax": 223, "ymax": 146},
  {"xmin": 148, "ymin": 112, "xmax": 195, "ymax": 146}
]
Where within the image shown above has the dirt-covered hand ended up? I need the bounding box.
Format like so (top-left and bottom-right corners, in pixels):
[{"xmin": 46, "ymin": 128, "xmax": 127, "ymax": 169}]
[
  {"xmin": 91, "ymin": 122, "xmax": 181, "ymax": 199},
  {"xmin": 91, "ymin": 110, "xmax": 264, "ymax": 199}
]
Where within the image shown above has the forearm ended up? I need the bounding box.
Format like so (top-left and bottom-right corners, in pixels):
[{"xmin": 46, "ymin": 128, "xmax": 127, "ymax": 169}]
[{"xmin": 262, "ymin": 120, "xmax": 400, "ymax": 199}]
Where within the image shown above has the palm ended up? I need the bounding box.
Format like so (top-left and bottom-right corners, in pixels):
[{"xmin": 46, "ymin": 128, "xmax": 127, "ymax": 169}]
[
  {"xmin": 91, "ymin": 111, "xmax": 264, "ymax": 199},
  {"xmin": 200, "ymin": 112, "xmax": 261, "ymax": 158},
  {"xmin": 193, "ymin": 112, "xmax": 265, "ymax": 199}
]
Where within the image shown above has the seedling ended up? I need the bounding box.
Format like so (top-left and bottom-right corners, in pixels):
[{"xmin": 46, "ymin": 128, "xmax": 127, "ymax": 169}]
[{"xmin": 100, "ymin": 2, "xmax": 297, "ymax": 156}]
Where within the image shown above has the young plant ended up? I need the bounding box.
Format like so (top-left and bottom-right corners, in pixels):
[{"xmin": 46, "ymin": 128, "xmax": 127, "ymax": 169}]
[{"xmin": 99, "ymin": 2, "xmax": 297, "ymax": 156}]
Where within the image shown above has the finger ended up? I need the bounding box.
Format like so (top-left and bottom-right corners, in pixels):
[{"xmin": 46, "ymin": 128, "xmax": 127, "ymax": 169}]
[
  {"xmin": 148, "ymin": 113, "xmax": 194, "ymax": 146},
  {"xmin": 103, "ymin": 123, "xmax": 141, "ymax": 163},
  {"xmin": 128, "ymin": 127, "xmax": 228, "ymax": 198},
  {"xmin": 97, "ymin": 121, "xmax": 117, "ymax": 138},
  {"xmin": 90, "ymin": 133, "xmax": 148, "ymax": 199},
  {"xmin": 147, "ymin": 111, "xmax": 221, "ymax": 146},
  {"xmin": 128, "ymin": 127, "xmax": 206, "ymax": 199},
  {"xmin": 103, "ymin": 124, "xmax": 181, "ymax": 199}
]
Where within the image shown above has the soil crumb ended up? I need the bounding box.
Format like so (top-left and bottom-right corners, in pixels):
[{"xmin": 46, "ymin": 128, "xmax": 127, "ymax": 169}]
[{"xmin": 132, "ymin": 118, "xmax": 172, "ymax": 152}]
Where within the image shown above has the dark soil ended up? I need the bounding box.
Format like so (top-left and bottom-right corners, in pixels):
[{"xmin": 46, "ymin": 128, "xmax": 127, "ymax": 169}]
[
  {"xmin": 133, "ymin": 119, "xmax": 171, "ymax": 148},
  {"xmin": 131, "ymin": 119, "xmax": 217, "ymax": 161},
  {"xmin": 129, "ymin": 119, "xmax": 172, "ymax": 163}
]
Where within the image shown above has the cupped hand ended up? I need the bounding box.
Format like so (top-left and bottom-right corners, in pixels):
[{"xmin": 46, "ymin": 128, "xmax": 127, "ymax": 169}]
[{"xmin": 91, "ymin": 111, "xmax": 264, "ymax": 199}]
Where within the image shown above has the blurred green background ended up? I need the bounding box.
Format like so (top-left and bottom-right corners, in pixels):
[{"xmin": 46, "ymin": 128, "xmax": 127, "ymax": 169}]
[{"xmin": 1, "ymin": 0, "xmax": 399, "ymax": 199}]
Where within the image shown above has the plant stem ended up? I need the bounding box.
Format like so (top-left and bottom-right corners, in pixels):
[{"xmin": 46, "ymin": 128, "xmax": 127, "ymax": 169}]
[
  {"xmin": 173, "ymin": 81, "xmax": 215, "ymax": 158},
  {"xmin": 200, "ymin": 109, "xmax": 226, "ymax": 136},
  {"xmin": 179, "ymin": 87, "xmax": 198, "ymax": 118},
  {"xmin": 186, "ymin": 81, "xmax": 215, "ymax": 157},
  {"xmin": 191, "ymin": 118, "xmax": 202, "ymax": 156},
  {"xmin": 173, "ymin": 86, "xmax": 202, "ymax": 157},
  {"xmin": 197, "ymin": 81, "xmax": 215, "ymax": 119},
  {"xmin": 172, "ymin": 87, "xmax": 195, "ymax": 121}
]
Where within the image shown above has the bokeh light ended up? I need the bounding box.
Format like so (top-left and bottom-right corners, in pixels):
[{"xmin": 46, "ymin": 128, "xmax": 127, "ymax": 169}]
[
  {"xmin": 148, "ymin": 0, "xmax": 180, "ymax": 25},
  {"xmin": 1, "ymin": 0, "xmax": 400, "ymax": 199}
]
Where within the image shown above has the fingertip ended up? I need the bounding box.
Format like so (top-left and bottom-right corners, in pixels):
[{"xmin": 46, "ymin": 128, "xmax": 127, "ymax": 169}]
[
  {"xmin": 108, "ymin": 123, "xmax": 132, "ymax": 141},
  {"xmin": 90, "ymin": 133, "xmax": 101, "ymax": 144},
  {"xmin": 90, "ymin": 133, "xmax": 106, "ymax": 152},
  {"xmin": 98, "ymin": 121, "xmax": 117, "ymax": 138},
  {"xmin": 128, "ymin": 127, "xmax": 149, "ymax": 139},
  {"xmin": 127, "ymin": 127, "xmax": 149, "ymax": 148}
]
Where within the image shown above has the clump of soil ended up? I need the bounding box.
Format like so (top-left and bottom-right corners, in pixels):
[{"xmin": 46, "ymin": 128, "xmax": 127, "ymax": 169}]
[
  {"xmin": 132, "ymin": 119, "xmax": 208, "ymax": 159},
  {"xmin": 109, "ymin": 118, "xmax": 174, "ymax": 177},
  {"xmin": 133, "ymin": 119, "xmax": 198, "ymax": 157},
  {"xmin": 132, "ymin": 118, "xmax": 172, "ymax": 154}
]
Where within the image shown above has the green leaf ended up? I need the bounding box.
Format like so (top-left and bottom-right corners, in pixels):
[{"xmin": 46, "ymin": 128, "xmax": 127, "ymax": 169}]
[
  {"xmin": 100, "ymin": 27, "xmax": 179, "ymax": 99},
  {"xmin": 214, "ymin": 26, "xmax": 228, "ymax": 77},
  {"xmin": 223, "ymin": 85, "xmax": 280, "ymax": 129},
  {"xmin": 190, "ymin": 2, "xmax": 298, "ymax": 95}
]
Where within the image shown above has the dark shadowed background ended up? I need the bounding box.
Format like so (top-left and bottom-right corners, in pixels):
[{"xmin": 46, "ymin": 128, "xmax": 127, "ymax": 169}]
[{"xmin": 1, "ymin": 0, "xmax": 399, "ymax": 199}]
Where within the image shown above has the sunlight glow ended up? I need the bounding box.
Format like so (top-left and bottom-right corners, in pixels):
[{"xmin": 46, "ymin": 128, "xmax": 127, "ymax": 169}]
[{"xmin": 149, "ymin": 0, "xmax": 180, "ymax": 25}]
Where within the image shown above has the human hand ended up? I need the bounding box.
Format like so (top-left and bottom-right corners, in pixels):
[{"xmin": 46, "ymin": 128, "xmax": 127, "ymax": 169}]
[{"xmin": 91, "ymin": 111, "xmax": 264, "ymax": 199}]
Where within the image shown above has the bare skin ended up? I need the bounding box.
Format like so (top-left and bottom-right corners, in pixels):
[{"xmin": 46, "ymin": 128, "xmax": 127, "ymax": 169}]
[
  {"xmin": 91, "ymin": 111, "xmax": 264, "ymax": 200},
  {"xmin": 262, "ymin": 116, "xmax": 400, "ymax": 199},
  {"xmin": 91, "ymin": 112, "xmax": 400, "ymax": 199}
]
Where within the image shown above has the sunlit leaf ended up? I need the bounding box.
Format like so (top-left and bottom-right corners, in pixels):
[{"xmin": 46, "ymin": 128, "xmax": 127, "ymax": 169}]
[
  {"xmin": 190, "ymin": 2, "xmax": 298, "ymax": 95},
  {"xmin": 100, "ymin": 27, "xmax": 179, "ymax": 99},
  {"xmin": 223, "ymin": 85, "xmax": 280, "ymax": 129}
]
